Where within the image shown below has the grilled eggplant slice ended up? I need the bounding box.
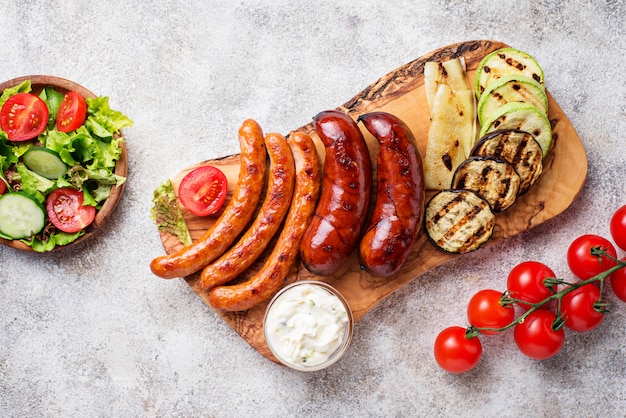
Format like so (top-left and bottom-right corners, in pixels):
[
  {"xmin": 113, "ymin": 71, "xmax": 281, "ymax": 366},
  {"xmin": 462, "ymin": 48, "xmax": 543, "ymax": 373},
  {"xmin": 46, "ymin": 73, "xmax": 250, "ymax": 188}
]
[
  {"xmin": 451, "ymin": 156, "xmax": 521, "ymax": 212},
  {"xmin": 425, "ymin": 189, "xmax": 496, "ymax": 254},
  {"xmin": 474, "ymin": 47, "xmax": 545, "ymax": 98},
  {"xmin": 477, "ymin": 74, "xmax": 548, "ymax": 126},
  {"xmin": 478, "ymin": 102, "xmax": 552, "ymax": 157},
  {"xmin": 472, "ymin": 129, "xmax": 543, "ymax": 195}
]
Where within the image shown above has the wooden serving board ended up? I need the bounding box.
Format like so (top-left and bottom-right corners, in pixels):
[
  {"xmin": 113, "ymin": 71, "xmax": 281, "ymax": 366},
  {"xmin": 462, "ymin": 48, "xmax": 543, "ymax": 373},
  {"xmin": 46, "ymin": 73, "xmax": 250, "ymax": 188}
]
[{"xmin": 156, "ymin": 40, "xmax": 587, "ymax": 363}]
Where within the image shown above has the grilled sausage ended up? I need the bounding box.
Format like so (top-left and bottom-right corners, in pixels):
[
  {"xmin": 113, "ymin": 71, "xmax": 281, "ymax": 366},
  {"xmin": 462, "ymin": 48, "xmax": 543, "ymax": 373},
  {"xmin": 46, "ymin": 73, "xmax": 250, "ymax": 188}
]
[
  {"xmin": 199, "ymin": 132, "xmax": 296, "ymax": 289},
  {"xmin": 208, "ymin": 131, "xmax": 321, "ymax": 311},
  {"xmin": 150, "ymin": 119, "xmax": 267, "ymax": 279},
  {"xmin": 357, "ymin": 112, "xmax": 425, "ymax": 277},
  {"xmin": 300, "ymin": 110, "xmax": 372, "ymax": 276}
]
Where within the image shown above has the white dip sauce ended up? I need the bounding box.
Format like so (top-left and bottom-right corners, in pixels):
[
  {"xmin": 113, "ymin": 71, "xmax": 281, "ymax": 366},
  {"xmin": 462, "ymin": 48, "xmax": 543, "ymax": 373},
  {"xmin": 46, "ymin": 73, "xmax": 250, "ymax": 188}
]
[{"xmin": 265, "ymin": 283, "xmax": 349, "ymax": 367}]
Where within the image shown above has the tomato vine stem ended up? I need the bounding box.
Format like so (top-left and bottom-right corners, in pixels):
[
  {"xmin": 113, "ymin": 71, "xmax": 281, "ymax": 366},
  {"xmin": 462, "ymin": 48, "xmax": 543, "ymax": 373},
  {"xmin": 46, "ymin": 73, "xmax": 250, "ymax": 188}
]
[{"xmin": 465, "ymin": 249, "xmax": 626, "ymax": 339}]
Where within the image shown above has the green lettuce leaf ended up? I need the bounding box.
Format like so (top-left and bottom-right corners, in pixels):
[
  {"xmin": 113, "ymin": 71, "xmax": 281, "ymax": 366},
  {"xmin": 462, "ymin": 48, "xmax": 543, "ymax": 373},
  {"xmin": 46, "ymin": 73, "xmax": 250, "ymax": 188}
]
[
  {"xmin": 0, "ymin": 80, "xmax": 31, "ymax": 108},
  {"xmin": 16, "ymin": 164, "xmax": 56, "ymax": 203},
  {"xmin": 151, "ymin": 180, "xmax": 192, "ymax": 246},
  {"xmin": 85, "ymin": 96, "xmax": 133, "ymax": 137}
]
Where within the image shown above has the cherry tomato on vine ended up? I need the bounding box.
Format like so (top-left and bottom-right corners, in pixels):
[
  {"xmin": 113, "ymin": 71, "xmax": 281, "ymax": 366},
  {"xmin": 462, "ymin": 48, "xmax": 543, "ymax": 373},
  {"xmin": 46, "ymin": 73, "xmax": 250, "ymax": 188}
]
[
  {"xmin": 567, "ymin": 234, "xmax": 617, "ymax": 280},
  {"xmin": 610, "ymin": 205, "xmax": 626, "ymax": 252},
  {"xmin": 56, "ymin": 91, "xmax": 87, "ymax": 132},
  {"xmin": 610, "ymin": 257, "xmax": 626, "ymax": 303},
  {"xmin": 561, "ymin": 283, "xmax": 605, "ymax": 332},
  {"xmin": 0, "ymin": 93, "xmax": 49, "ymax": 141},
  {"xmin": 514, "ymin": 309, "xmax": 564, "ymax": 360},
  {"xmin": 467, "ymin": 289, "xmax": 515, "ymax": 335},
  {"xmin": 46, "ymin": 187, "xmax": 96, "ymax": 233},
  {"xmin": 506, "ymin": 261, "xmax": 556, "ymax": 308},
  {"xmin": 433, "ymin": 326, "xmax": 482, "ymax": 373},
  {"xmin": 178, "ymin": 165, "xmax": 228, "ymax": 217}
]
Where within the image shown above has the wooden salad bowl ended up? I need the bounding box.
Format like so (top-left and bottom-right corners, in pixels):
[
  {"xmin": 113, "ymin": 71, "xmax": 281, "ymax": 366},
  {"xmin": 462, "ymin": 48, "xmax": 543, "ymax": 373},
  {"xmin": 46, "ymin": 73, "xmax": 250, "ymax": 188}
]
[
  {"xmin": 0, "ymin": 75, "xmax": 128, "ymax": 252},
  {"xmin": 155, "ymin": 40, "xmax": 587, "ymax": 363}
]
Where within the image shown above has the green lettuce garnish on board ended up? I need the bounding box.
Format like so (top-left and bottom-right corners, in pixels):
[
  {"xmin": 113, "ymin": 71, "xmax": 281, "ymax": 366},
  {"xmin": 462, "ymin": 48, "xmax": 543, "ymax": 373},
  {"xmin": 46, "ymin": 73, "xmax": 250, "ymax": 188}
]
[{"xmin": 151, "ymin": 180, "xmax": 192, "ymax": 247}]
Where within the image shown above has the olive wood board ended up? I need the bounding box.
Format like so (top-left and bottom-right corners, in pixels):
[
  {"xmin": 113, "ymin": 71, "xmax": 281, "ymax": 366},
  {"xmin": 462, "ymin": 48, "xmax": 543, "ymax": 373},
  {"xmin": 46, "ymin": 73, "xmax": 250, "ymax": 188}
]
[
  {"xmin": 0, "ymin": 75, "xmax": 128, "ymax": 252},
  {"xmin": 155, "ymin": 40, "xmax": 587, "ymax": 364}
]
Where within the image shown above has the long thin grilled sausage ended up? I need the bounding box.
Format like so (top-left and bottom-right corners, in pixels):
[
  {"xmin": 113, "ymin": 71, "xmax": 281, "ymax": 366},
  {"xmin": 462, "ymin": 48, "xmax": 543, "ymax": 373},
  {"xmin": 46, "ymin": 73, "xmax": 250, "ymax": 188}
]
[
  {"xmin": 199, "ymin": 132, "xmax": 296, "ymax": 289},
  {"xmin": 357, "ymin": 111, "xmax": 425, "ymax": 277},
  {"xmin": 300, "ymin": 110, "xmax": 372, "ymax": 276},
  {"xmin": 150, "ymin": 119, "xmax": 267, "ymax": 279},
  {"xmin": 208, "ymin": 132, "xmax": 321, "ymax": 311}
]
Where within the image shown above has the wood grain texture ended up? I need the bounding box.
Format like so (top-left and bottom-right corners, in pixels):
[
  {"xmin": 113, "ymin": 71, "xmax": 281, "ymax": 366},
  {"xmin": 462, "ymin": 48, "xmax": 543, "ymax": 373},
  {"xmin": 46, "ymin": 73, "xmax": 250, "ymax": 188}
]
[
  {"xmin": 0, "ymin": 75, "xmax": 128, "ymax": 252},
  {"xmin": 155, "ymin": 40, "xmax": 587, "ymax": 363}
]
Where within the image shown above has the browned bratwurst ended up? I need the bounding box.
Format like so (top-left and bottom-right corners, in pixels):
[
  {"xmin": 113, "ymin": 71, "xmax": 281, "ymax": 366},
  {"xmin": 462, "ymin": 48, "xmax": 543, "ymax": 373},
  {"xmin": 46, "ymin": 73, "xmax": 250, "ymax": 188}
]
[
  {"xmin": 208, "ymin": 132, "xmax": 321, "ymax": 311},
  {"xmin": 199, "ymin": 132, "xmax": 296, "ymax": 290},
  {"xmin": 300, "ymin": 110, "xmax": 372, "ymax": 276},
  {"xmin": 150, "ymin": 119, "xmax": 267, "ymax": 279},
  {"xmin": 358, "ymin": 111, "xmax": 425, "ymax": 277}
]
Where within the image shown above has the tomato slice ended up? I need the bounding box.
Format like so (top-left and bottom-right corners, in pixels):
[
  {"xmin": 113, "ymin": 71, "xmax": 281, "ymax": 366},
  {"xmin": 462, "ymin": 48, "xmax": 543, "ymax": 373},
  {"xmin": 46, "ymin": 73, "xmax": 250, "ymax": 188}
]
[
  {"xmin": 178, "ymin": 166, "xmax": 228, "ymax": 217},
  {"xmin": 56, "ymin": 91, "xmax": 87, "ymax": 132},
  {"xmin": 0, "ymin": 93, "xmax": 49, "ymax": 141},
  {"xmin": 46, "ymin": 188, "xmax": 96, "ymax": 233}
]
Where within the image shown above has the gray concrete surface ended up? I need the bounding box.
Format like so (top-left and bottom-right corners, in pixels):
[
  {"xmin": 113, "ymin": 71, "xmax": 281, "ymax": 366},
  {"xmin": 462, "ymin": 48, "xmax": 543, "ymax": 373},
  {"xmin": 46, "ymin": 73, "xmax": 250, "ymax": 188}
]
[{"xmin": 1, "ymin": 1, "xmax": 625, "ymax": 417}]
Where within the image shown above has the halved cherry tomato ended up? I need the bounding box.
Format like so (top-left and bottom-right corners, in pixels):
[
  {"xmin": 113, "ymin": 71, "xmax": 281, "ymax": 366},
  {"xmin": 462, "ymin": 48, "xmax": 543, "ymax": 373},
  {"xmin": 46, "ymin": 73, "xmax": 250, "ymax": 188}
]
[
  {"xmin": 561, "ymin": 283, "xmax": 605, "ymax": 332},
  {"xmin": 56, "ymin": 91, "xmax": 87, "ymax": 132},
  {"xmin": 178, "ymin": 165, "xmax": 228, "ymax": 217},
  {"xmin": 46, "ymin": 187, "xmax": 96, "ymax": 233},
  {"xmin": 434, "ymin": 326, "xmax": 482, "ymax": 373},
  {"xmin": 0, "ymin": 93, "xmax": 49, "ymax": 141},
  {"xmin": 567, "ymin": 234, "xmax": 617, "ymax": 280},
  {"xmin": 467, "ymin": 289, "xmax": 515, "ymax": 335}
]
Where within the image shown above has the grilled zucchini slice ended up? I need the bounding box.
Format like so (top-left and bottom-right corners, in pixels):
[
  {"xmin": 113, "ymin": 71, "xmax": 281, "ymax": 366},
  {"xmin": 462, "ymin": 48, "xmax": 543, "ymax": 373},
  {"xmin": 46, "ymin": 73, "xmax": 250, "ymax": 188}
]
[
  {"xmin": 425, "ymin": 189, "xmax": 496, "ymax": 254},
  {"xmin": 472, "ymin": 129, "xmax": 543, "ymax": 195},
  {"xmin": 478, "ymin": 102, "xmax": 552, "ymax": 157},
  {"xmin": 477, "ymin": 74, "xmax": 548, "ymax": 126},
  {"xmin": 451, "ymin": 156, "xmax": 521, "ymax": 212},
  {"xmin": 474, "ymin": 47, "xmax": 544, "ymax": 98}
]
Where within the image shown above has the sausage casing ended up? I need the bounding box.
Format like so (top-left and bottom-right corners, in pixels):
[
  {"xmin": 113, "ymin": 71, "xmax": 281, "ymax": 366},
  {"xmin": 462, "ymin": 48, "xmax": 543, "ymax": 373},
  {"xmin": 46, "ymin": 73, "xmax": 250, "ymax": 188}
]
[
  {"xmin": 150, "ymin": 119, "xmax": 267, "ymax": 279},
  {"xmin": 208, "ymin": 131, "xmax": 321, "ymax": 311},
  {"xmin": 199, "ymin": 132, "xmax": 296, "ymax": 289},
  {"xmin": 300, "ymin": 110, "xmax": 372, "ymax": 276},
  {"xmin": 358, "ymin": 111, "xmax": 425, "ymax": 277}
]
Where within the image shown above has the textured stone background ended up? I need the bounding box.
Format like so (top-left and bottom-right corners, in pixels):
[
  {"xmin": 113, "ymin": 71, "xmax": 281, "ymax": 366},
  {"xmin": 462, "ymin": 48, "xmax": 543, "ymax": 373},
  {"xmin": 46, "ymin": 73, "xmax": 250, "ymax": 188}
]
[{"xmin": 1, "ymin": 1, "xmax": 625, "ymax": 417}]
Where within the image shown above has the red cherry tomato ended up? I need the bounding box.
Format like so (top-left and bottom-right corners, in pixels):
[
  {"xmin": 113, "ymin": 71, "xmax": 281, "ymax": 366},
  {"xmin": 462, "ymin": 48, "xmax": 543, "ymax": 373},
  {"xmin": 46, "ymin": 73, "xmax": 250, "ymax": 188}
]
[
  {"xmin": 46, "ymin": 187, "xmax": 96, "ymax": 233},
  {"xmin": 567, "ymin": 234, "xmax": 617, "ymax": 280},
  {"xmin": 433, "ymin": 326, "xmax": 482, "ymax": 373},
  {"xmin": 610, "ymin": 205, "xmax": 626, "ymax": 252},
  {"xmin": 467, "ymin": 289, "xmax": 515, "ymax": 335},
  {"xmin": 56, "ymin": 91, "xmax": 87, "ymax": 132},
  {"xmin": 0, "ymin": 93, "xmax": 49, "ymax": 141},
  {"xmin": 178, "ymin": 165, "xmax": 228, "ymax": 217},
  {"xmin": 514, "ymin": 309, "xmax": 564, "ymax": 360},
  {"xmin": 561, "ymin": 283, "xmax": 605, "ymax": 332},
  {"xmin": 610, "ymin": 257, "xmax": 626, "ymax": 303},
  {"xmin": 506, "ymin": 261, "xmax": 556, "ymax": 308},
  {"xmin": 0, "ymin": 181, "xmax": 6, "ymax": 195}
]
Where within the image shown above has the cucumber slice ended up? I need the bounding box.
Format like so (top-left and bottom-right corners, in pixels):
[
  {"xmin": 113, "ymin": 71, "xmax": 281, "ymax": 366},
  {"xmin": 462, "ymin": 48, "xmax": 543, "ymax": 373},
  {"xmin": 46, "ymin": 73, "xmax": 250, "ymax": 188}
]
[
  {"xmin": 474, "ymin": 48, "xmax": 544, "ymax": 98},
  {"xmin": 478, "ymin": 102, "xmax": 552, "ymax": 157},
  {"xmin": 0, "ymin": 192, "xmax": 46, "ymax": 239},
  {"xmin": 22, "ymin": 147, "xmax": 68, "ymax": 179},
  {"xmin": 477, "ymin": 74, "xmax": 548, "ymax": 126}
]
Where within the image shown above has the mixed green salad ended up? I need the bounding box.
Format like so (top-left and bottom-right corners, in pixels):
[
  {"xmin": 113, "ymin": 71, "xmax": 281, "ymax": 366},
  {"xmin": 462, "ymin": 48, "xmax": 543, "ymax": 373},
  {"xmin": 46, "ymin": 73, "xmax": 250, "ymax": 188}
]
[{"xmin": 0, "ymin": 79, "xmax": 133, "ymax": 251}]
